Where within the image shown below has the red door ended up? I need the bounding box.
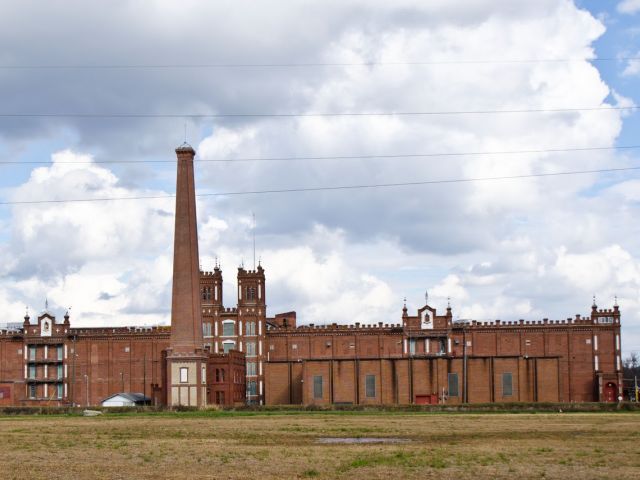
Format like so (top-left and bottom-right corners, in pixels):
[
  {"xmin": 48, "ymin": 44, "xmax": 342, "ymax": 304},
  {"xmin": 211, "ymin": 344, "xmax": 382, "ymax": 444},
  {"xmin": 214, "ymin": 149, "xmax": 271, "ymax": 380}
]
[{"xmin": 604, "ymin": 382, "xmax": 616, "ymax": 402}]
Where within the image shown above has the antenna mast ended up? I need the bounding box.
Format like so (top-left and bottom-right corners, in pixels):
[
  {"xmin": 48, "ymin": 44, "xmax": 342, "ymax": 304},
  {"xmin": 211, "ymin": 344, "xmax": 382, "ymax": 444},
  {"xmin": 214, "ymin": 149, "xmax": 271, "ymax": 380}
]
[{"xmin": 252, "ymin": 212, "xmax": 256, "ymax": 269}]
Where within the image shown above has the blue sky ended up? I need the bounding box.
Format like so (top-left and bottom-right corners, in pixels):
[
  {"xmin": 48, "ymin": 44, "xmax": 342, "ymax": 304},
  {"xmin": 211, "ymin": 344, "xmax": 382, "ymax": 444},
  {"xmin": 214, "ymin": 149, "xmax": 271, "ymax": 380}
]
[{"xmin": 1, "ymin": 0, "xmax": 640, "ymax": 353}]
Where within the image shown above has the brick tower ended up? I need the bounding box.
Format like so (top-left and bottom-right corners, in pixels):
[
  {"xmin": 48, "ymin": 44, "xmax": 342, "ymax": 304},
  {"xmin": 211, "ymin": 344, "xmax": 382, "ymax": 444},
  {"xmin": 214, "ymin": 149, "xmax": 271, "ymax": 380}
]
[{"xmin": 166, "ymin": 144, "xmax": 207, "ymax": 407}]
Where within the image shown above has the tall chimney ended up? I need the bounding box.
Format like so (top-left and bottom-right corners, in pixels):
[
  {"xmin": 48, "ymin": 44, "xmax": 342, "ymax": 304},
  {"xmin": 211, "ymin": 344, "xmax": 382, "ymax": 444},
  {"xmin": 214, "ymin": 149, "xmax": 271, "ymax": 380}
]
[{"xmin": 166, "ymin": 144, "xmax": 207, "ymax": 407}]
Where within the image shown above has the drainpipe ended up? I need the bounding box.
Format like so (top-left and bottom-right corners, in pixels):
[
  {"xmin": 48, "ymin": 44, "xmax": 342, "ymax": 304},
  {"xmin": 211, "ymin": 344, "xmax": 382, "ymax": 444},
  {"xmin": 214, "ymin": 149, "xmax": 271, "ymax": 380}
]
[{"xmin": 463, "ymin": 327, "xmax": 468, "ymax": 403}]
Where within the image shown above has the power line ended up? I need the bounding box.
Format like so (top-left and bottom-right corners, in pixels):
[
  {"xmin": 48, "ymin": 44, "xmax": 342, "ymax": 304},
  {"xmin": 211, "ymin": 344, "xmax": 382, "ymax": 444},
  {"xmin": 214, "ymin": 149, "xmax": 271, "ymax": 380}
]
[
  {"xmin": 0, "ymin": 106, "xmax": 636, "ymax": 119},
  {"xmin": 1, "ymin": 145, "xmax": 638, "ymax": 166},
  {"xmin": 0, "ymin": 57, "xmax": 638, "ymax": 69},
  {"xmin": 2, "ymin": 165, "xmax": 638, "ymax": 206}
]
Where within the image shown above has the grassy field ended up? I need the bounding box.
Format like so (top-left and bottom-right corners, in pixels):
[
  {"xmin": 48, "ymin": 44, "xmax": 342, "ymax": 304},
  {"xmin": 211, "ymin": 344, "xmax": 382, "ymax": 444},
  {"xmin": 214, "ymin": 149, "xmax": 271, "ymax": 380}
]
[{"xmin": 1, "ymin": 411, "xmax": 638, "ymax": 479}]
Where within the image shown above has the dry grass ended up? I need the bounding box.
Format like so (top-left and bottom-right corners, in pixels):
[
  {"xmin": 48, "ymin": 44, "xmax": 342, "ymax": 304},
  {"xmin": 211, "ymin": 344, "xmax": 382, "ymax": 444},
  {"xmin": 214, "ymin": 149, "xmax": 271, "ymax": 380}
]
[{"xmin": 0, "ymin": 411, "xmax": 638, "ymax": 479}]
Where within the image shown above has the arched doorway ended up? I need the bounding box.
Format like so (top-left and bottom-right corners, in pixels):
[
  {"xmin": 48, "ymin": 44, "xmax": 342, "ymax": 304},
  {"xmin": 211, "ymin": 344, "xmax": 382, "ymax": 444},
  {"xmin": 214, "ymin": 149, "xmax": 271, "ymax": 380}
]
[{"xmin": 604, "ymin": 382, "xmax": 617, "ymax": 402}]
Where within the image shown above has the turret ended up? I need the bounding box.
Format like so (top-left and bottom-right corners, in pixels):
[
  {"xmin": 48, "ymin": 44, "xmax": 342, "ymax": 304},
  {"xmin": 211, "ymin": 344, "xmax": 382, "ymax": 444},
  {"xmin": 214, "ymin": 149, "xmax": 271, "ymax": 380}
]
[
  {"xmin": 201, "ymin": 264, "xmax": 223, "ymax": 307},
  {"xmin": 237, "ymin": 264, "xmax": 266, "ymax": 307}
]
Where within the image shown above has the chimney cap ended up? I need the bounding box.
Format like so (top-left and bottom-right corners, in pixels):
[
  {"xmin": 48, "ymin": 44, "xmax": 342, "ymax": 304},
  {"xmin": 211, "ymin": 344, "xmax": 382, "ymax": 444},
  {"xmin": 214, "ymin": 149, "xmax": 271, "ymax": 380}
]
[{"xmin": 175, "ymin": 143, "xmax": 195, "ymax": 155}]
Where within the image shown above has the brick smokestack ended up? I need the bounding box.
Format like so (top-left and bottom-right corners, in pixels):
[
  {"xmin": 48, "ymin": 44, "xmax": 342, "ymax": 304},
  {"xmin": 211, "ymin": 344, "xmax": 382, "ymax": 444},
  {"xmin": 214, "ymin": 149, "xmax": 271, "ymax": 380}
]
[
  {"xmin": 170, "ymin": 144, "xmax": 204, "ymax": 353},
  {"xmin": 166, "ymin": 144, "xmax": 207, "ymax": 407}
]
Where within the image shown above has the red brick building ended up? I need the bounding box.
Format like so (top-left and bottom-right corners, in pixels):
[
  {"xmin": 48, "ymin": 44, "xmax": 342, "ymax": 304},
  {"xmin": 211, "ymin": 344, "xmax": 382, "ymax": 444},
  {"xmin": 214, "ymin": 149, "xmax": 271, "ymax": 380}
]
[{"xmin": 0, "ymin": 146, "xmax": 624, "ymax": 406}]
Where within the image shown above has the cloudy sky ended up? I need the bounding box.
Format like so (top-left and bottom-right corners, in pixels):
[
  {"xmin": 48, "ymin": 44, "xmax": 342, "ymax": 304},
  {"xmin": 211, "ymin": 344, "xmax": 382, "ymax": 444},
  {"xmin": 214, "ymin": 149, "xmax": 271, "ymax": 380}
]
[{"xmin": 1, "ymin": 1, "xmax": 639, "ymax": 353}]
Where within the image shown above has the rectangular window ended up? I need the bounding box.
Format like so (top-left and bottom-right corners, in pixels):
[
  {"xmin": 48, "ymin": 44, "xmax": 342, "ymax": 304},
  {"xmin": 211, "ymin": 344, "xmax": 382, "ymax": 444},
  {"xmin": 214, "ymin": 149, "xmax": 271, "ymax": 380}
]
[
  {"xmin": 439, "ymin": 339, "xmax": 446, "ymax": 354},
  {"xmin": 29, "ymin": 346, "xmax": 36, "ymax": 361},
  {"xmin": 448, "ymin": 373, "xmax": 459, "ymax": 397},
  {"xmin": 202, "ymin": 323, "xmax": 212, "ymax": 337},
  {"xmin": 365, "ymin": 375, "xmax": 376, "ymax": 398},
  {"xmin": 222, "ymin": 342, "xmax": 234, "ymax": 354},
  {"xmin": 57, "ymin": 365, "xmax": 63, "ymax": 380},
  {"xmin": 409, "ymin": 339, "xmax": 416, "ymax": 355},
  {"xmin": 179, "ymin": 367, "xmax": 188, "ymax": 383},
  {"xmin": 29, "ymin": 384, "xmax": 36, "ymax": 399},
  {"xmin": 502, "ymin": 373, "xmax": 513, "ymax": 396},
  {"xmin": 28, "ymin": 364, "xmax": 36, "ymax": 379},
  {"xmin": 246, "ymin": 342, "xmax": 256, "ymax": 357},
  {"xmin": 246, "ymin": 322, "xmax": 256, "ymax": 336},
  {"xmin": 246, "ymin": 362, "xmax": 257, "ymax": 376},
  {"xmin": 222, "ymin": 322, "xmax": 234, "ymax": 336},
  {"xmin": 57, "ymin": 383, "xmax": 63, "ymax": 399},
  {"xmin": 313, "ymin": 375, "xmax": 323, "ymax": 399},
  {"xmin": 57, "ymin": 345, "xmax": 63, "ymax": 360},
  {"xmin": 247, "ymin": 380, "xmax": 257, "ymax": 396}
]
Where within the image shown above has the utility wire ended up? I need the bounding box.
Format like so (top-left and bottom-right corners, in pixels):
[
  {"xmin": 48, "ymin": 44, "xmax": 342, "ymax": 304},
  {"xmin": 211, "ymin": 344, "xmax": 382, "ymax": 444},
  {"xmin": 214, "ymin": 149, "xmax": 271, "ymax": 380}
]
[
  {"xmin": 0, "ymin": 145, "xmax": 637, "ymax": 165},
  {"xmin": 1, "ymin": 166, "xmax": 638, "ymax": 206},
  {"xmin": 1, "ymin": 57, "xmax": 638, "ymax": 69},
  {"xmin": 0, "ymin": 106, "xmax": 636, "ymax": 119}
]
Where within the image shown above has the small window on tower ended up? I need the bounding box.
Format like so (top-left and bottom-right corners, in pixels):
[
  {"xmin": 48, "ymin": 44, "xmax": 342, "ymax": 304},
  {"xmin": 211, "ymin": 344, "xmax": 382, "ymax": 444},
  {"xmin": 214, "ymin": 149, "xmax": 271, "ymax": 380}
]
[
  {"xmin": 246, "ymin": 287, "xmax": 256, "ymax": 301},
  {"xmin": 222, "ymin": 321, "xmax": 235, "ymax": 337}
]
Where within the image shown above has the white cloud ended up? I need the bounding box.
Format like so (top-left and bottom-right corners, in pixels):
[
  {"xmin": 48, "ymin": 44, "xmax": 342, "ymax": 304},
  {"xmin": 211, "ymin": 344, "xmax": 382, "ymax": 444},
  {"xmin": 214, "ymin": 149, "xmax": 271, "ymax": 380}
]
[
  {"xmin": 1, "ymin": 150, "xmax": 175, "ymax": 326},
  {"xmin": 0, "ymin": 1, "xmax": 639, "ymax": 355},
  {"xmin": 617, "ymin": 0, "xmax": 640, "ymax": 15},
  {"xmin": 622, "ymin": 51, "xmax": 640, "ymax": 76}
]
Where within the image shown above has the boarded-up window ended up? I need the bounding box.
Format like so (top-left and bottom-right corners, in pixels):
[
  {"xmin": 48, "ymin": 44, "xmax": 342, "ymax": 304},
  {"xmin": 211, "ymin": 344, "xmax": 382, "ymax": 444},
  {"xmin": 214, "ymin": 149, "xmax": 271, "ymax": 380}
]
[
  {"xmin": 503, "ymin": 373, "xmax": 513, "ymax": 396},
  {"xmin": 313, "ymin": 375, "xmax": 323, "ymax": 399},
  {"xmin": 448, "ymin": 373, "xmax": 459, "ymax": 397},
  {"xmin": 365, "ymin": 375, "xmax": 376, "ymax": 398},
  {"xmin": 0, "ymin": 386, "xmax": 10, "ymax": 400}
]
